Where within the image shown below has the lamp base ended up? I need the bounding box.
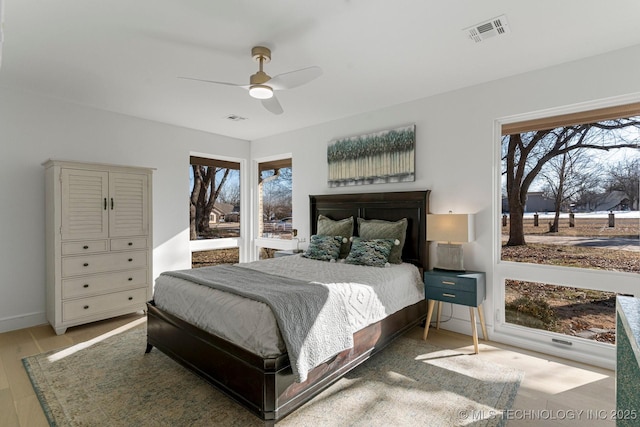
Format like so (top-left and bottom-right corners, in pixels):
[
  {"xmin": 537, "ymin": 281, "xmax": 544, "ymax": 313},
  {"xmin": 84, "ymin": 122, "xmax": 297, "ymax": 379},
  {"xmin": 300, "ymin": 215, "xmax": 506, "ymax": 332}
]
[{"xmin": 434, "ymin": 243, "xmax": 465, "ymax": 271}]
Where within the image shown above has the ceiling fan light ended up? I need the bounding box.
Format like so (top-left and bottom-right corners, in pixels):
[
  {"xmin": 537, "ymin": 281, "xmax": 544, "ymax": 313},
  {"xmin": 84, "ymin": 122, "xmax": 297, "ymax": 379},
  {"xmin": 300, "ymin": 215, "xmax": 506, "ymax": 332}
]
[{"xmin": 249, "ymin": 84, "xmax": 273, "ymax": 99}]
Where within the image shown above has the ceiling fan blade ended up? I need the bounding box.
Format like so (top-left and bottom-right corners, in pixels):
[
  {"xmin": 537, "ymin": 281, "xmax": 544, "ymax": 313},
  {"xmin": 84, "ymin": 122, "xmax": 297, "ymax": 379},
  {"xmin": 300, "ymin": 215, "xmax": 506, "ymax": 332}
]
[
  {"xmin": 261, "ymin": 96, "xmax": 284, "ymax": 115},
  {"xmin": 267, "ymin": 66, "xmax": 322, "ymax": 91},
  {"xmin": 177, "ymin": 76, "xmax": 249, "ymax": 89}
]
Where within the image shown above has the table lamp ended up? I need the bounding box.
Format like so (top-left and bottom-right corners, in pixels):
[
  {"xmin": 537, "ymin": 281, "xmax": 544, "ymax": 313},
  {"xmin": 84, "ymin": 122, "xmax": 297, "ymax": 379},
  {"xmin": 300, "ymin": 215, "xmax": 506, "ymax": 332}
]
[{"xmin": 427, "ymin": 212, "xmax": 475, "ymax": 271}]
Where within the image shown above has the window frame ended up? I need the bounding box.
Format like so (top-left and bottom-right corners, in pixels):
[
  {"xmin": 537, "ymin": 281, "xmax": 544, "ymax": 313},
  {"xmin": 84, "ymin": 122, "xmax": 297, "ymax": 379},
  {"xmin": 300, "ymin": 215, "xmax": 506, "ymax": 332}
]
[
  {"xmin": 492, "ymin": 97, "xmax": 640, "ymax": 370},
  {"xmin": 252, "ymin": 154, "xmax": 296, "ymax": 260},
  {"xmin": 189, "ymin": 152, "xmax": 248, "ymax": 262}
]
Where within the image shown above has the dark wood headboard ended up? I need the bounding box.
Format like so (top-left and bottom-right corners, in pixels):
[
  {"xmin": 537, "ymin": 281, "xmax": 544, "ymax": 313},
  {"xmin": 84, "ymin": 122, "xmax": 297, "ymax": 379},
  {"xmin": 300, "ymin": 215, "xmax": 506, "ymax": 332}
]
[{"xmin": 309, "ymin": 190, "xmax": 430, "ymax": 269}]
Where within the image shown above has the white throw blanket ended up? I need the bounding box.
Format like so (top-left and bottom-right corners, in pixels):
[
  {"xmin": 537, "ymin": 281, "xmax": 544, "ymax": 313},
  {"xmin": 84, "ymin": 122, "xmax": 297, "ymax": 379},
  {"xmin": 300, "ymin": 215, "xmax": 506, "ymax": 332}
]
[{"xmin": 161, "ymin": 265, "xmax": 354, "ymax": 383}]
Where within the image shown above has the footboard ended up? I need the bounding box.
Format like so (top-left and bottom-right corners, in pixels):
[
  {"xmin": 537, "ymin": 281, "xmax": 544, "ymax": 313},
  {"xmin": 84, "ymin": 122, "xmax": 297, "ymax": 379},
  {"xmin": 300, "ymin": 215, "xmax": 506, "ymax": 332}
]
[{"xmin": 146, "ymin": 300, "xmax": 426, "ymax": 423}]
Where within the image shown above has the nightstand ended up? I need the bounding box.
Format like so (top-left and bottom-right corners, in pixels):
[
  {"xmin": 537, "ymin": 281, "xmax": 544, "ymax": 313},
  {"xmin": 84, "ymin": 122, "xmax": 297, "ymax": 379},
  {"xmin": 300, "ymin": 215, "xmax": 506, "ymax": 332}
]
[{"xmin": 422, "ymin": 270, "xmax": 487, "ymax": 354}]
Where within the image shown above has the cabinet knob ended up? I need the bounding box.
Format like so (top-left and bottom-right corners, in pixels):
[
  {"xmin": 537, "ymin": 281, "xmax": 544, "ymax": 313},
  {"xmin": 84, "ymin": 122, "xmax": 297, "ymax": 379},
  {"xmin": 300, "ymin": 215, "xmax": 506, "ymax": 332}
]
[
  {"xmin": 83, "ymin": 305, "xmax": 89, "ymax": 310},
  {"xmin": 83, "ymin": 245, "xmax": 89, "ymax": 249},
  {"xmin": 128, "ymin": 242, "xmax": 133, "ymax": 246},
  {"xmin": 128, "ymin": 277, "xmax": 133, "ymax": 281},
  {"xmin": 83, "ymin": 263, "xmax": 89, "ymax": 267},
  {"xmin": 128, "ymin": 258, "xmax": 133, "ymax": 262},
  {"xmin": 83, "ymin": 284, "xmax": 89, "ymax": 288},
  {"xmin": 128, "ymin": 297, "xmax": 133, "ymax": 301}
]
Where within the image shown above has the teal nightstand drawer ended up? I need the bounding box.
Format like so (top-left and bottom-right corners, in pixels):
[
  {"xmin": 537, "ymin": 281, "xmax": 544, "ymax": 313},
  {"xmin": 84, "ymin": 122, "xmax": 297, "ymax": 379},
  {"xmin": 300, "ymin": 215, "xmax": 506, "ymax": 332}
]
[
  {"xmin": 424, "ymin": 273, "xmax": 477, "ymax": 292},
  {"xmin": 423, "ymin": 270, "xmax": 486, "ymax": 307},
  {"xmin": 425, "ymin": 286, "xmax": 477, "ymax": 306}
]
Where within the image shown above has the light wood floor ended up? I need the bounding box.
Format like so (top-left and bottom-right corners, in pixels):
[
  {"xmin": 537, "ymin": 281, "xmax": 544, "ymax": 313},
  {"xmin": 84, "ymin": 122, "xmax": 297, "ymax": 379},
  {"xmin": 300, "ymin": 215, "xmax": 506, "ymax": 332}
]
[{"xmin": 0, "ymin": 314, "xmax": 615, "ymax": 427}]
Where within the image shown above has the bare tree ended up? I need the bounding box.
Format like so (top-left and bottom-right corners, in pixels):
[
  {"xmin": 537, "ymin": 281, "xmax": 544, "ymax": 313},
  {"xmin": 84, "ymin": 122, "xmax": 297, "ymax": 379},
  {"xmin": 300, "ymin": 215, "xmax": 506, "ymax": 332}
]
[
  {"xmin": 605, "ymin": 156, "xmax": 640, "ymax": 210},
  {"xmin": 261, "ymin": 168, "xmax": 292, "ymax": 221},
  {"xmin": 503, "ymin": 118, "xmax": 640, "ymax": 246},
  {"xmin": 218, "ymin": 170, "xmax": 241, "ymax": 207},
  {"xmin": 539, "ymin": 150, "xmax": 600, "ymax": 231},
  {"xmin": 542, "ymin": 152, "xmax": 569, "ymax": 232},
  {"xmin": 190, "ymin": 166, "xmax": 231, "ymax": 239}
]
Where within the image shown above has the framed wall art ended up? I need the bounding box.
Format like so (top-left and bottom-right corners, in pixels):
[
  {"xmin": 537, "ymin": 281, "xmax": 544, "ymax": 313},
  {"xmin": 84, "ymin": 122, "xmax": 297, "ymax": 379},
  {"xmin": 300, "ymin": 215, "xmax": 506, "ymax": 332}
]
[{"xmin": 327, "ymin": 124, "xmax": 415, "ymax": 187}]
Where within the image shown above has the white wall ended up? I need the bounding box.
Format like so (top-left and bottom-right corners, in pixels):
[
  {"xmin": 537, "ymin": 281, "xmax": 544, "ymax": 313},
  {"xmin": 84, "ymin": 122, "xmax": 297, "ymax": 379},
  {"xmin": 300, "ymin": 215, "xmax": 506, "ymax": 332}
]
[
  {"xmin": 2, "ymin": 43, "xmax": 638, "ymax": 335},
  {"xmin": 0, "ymin": 87, "xmax": 250, "ymax": 332},
  {"xmin": 251, "ymin": 44, "xmax": 640, "ymax": 336}
]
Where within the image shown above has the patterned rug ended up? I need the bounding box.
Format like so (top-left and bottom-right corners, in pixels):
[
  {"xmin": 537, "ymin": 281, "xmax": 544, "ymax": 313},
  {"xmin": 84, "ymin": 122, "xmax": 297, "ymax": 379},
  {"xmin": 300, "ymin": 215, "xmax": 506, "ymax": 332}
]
[{"xmin": 23, "ymin": 325, "xmax": 523, "ymax": 426}]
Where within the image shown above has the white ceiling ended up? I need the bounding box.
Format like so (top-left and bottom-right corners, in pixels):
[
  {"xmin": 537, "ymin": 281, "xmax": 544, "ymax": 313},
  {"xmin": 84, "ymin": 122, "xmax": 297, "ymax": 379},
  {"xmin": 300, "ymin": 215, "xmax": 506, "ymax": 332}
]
[{"xmin": 2, "ymin": 0, "xmax": 640, "ymax": 141}]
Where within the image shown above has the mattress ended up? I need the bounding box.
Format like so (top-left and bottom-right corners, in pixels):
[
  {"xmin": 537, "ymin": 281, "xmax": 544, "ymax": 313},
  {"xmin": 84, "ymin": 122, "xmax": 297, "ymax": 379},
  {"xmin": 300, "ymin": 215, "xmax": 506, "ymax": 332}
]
[{"xmin": 153, "ymin": 254, "xmax": 424, "ymax": 358}]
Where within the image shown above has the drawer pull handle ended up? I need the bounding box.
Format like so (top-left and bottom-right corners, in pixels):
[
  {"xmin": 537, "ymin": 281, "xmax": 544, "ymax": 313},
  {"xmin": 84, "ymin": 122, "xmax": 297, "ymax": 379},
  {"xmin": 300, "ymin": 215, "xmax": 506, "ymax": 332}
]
[
  {"xmin": 104, "ymin": 198, "xmax": 107, "ymax": 210},
  {"xmin": 128, "ymin": 258, "xmax": 133, "ymax": 262},
  {"xmin": 128, "ymin": 297, "xmax": 133, "ymax": 301},
  {"xmin": 442, "ymin": 281, "xmax": 456, "ymax": 285},
  {"xmin": 83, "ymin": 305, "xmax": 89, "ymax": 310},
  {"xmin": 442, "ymin": 293, "xmax": 456, "ymax": 298},
  {"xmin": 128, "ymin": 242, "xmax": 133, "ymax": 246},
  {"xmin": 83, "ymin": 245, "xmax": 89, "ymax": 249},
  {"xmin": 83, "ymin": 284, "xmax": 89, "ymax": 288},
  {"xmin": 83, "ymin": 263, "xmax": 89, "ymax": 267},
  {"xmin": 128, "ymin": 277, "xmax": 133, "ymax": 281},
  {"xmin": 111, "ymin": 198, "xmax": 114, "ymax": 210}
]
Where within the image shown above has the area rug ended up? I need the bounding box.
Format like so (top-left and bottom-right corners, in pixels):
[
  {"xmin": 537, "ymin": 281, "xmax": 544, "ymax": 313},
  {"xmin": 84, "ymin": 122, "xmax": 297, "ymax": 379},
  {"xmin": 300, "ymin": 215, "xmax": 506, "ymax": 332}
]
[{"xmin": 23, "ymin": 325, "xmax": 523, "ymax": 426}]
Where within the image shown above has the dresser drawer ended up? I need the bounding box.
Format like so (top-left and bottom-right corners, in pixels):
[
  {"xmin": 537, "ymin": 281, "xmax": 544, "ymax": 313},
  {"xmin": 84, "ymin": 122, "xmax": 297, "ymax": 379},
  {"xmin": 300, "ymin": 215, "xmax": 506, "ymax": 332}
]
[
  {"xmin": 61, "ymin": 250, "xmax": 148, "ymax": 277},
  {"xmin": 62, "ymin": 269, "xmax": 148, "ymax": 299},
  {"xmin": 424, "ymin": 273, "xmax": 477, "ymax": 292},
  {"xmin": 63, "ymin": 287, "xmax": 148, "ymax": 322},
  {"xmin": 62, "ymin": 240, "xmax": 108, "ymax": 256},
  {"xmin": 110, "ymin": 237, "xmax": 148, "ymax": 251},
  {"xmin": 426, "ymin": 287, "xmax": 477, "ymax": 307}
]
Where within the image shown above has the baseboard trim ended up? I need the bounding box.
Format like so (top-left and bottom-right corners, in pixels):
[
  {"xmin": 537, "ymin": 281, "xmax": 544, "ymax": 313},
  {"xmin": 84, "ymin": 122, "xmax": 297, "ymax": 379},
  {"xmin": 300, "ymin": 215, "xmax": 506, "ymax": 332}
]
[{"xmin": 0, "ymin": 311, "xmax": 47, "ymax": 333}]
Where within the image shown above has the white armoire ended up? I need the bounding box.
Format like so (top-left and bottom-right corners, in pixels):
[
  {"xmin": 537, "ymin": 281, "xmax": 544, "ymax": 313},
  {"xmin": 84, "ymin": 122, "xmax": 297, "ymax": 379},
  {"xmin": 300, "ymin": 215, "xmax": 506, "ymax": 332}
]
[{"xmin": 43, "ymin": 160, "xmax": 153, "ymax": 334}]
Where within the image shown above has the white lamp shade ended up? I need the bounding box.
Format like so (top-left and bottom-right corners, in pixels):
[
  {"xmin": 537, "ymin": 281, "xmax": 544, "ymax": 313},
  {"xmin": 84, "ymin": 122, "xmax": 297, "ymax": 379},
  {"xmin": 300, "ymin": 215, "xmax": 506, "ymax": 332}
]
[{"xmin": 427, "ymin": 213, "xmax": 475, "ymax": 243}]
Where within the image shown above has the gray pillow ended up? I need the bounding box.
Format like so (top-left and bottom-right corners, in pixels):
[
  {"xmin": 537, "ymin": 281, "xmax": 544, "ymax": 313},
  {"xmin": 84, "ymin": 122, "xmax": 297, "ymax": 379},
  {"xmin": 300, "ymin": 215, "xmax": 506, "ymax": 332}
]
[
  {"xmin": 357, "ymin": 217, "xmax": 408, "ymax": 264},
  {"xmin": 317, "ymin": 215, "xmax": 354, "ymax": 258}
]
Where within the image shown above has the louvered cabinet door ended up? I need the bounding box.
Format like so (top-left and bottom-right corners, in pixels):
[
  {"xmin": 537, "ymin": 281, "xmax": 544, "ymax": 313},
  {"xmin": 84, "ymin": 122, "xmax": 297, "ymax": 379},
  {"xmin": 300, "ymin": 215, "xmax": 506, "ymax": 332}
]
[
  {"xmin": 61, "ymin": 169, "xmax": 109, "ymax": 240},
  {"xmin": 108, "ymin": 172, "xmax": 149, "ymax": 238}
]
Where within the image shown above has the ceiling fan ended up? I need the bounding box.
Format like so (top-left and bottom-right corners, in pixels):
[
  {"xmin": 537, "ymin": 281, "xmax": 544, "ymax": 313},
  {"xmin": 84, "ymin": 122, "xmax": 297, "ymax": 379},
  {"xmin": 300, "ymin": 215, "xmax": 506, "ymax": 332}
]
[{"xmin": 179, "ymin": 46, "xmax": 322, "ymax": 115}]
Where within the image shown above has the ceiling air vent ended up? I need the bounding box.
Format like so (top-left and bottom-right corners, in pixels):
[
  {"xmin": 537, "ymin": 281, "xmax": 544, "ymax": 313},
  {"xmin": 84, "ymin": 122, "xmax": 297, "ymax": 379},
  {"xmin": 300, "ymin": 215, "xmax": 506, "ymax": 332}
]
[
  {"xmin": 225, "ymin": 114, "xmax": 247, "ymax": 122},
  {"xmin": 464, "ymin": 15, "xmax": 510, "ymax": 43}
]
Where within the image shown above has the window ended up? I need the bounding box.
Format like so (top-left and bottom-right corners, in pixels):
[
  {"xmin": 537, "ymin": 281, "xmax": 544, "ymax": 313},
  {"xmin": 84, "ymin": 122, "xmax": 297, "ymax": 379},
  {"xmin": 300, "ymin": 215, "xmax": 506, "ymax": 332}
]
[
  {"xmin": 189, "ymin": 155, "xmax": 242, "ymax": 267},
  {"xmin": 496, "ymin": 102, "xmax": 639, "ymax": 367},
  {"xmin": 256, "ymin": 157, "xmax": 294, "ymax": 259}
]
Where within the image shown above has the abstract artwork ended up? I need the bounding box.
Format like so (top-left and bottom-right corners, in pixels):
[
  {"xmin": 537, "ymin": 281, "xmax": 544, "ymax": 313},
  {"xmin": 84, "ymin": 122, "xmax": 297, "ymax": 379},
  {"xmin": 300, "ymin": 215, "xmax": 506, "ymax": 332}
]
[{"xmin": 327, "ymin": 124, "xmax": 415, "ymax": 187}]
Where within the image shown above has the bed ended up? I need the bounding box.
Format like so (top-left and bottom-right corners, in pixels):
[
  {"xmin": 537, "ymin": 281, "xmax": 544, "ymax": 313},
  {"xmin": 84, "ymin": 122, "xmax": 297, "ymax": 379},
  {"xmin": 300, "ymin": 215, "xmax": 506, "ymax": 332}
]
[{"xmin": 146, "ymin": 190, "xmax": 430, "ymax": 424}]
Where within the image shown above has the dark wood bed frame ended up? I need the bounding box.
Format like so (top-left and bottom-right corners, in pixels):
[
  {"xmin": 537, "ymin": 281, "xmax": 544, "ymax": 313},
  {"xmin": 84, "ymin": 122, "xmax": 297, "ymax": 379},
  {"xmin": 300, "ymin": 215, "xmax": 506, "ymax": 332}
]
[{"xmin": 146, "ymin": 190, "xmax": 430, "ymax": 424}]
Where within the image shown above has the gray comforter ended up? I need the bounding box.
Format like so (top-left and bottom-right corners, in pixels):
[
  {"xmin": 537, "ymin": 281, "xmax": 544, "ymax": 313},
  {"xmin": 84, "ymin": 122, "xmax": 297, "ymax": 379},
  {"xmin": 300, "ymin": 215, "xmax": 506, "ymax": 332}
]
[{"xmin": 161, "ymin": 265, "xmax": 354, "ymax": 382}]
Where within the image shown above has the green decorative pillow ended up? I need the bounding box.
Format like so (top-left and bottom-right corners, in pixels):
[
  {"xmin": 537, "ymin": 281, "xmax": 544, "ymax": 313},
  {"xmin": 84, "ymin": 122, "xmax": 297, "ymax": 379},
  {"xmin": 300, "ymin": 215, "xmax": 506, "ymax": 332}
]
[
  {"xmin": 357, "ymin": 217, "xmax": 408, "ymax": 264},
  {"xmin": 302, "ymin": 235, "xmax": 344, "ymax": 262},
  {"xmin": 345, "ymin": 237, "xmax": 396, "ymax": 268},
  {"xmin": 317, "ymin": 215, "xmax": 354, "ymax": 258}
]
